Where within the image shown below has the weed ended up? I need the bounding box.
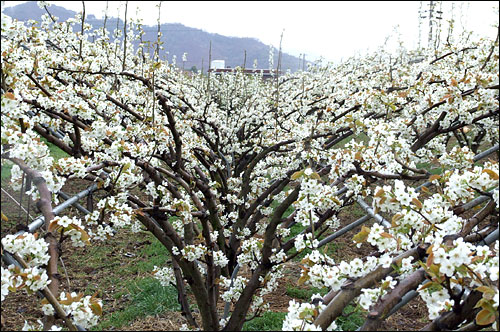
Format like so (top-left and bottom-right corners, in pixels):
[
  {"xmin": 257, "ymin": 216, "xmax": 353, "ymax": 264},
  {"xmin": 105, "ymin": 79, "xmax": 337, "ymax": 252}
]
[
  {"xmin": 41, "ymin": 137, "xmax": 69, "ymax": 160},
  {"xmin": 242, "ymin": 311, "xmax": 287, "ymax": 331},
  {"xmin": 335, "ymin": 304, "xmax": 365, "ymax": 331},
  {"xmin": 286, "ymin": 285, "xmax": 328, "ymax": 300},
  {"xmin": 93, "ymin": 277, "xmax": 179, "ymax": 331}
]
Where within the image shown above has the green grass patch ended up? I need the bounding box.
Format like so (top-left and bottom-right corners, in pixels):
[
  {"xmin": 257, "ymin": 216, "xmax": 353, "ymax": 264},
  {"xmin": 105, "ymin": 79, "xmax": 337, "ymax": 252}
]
[
  {"xmin": 286, "ymin": 285, "xmax": 328, "ymax": 300},
  {"xmin": 284, "ymin": 223, "xmax": 312, "ymax": 261},
  {"xmin": 1, "ymin": 139, "xmax": 69, "ymax": 181},
  {"xmin": 348, "ymin": 203, "xmax": 366, "ymax": 219},
  {"xmin": 270, "ymin": 197, "xmax": 295, "ymax": 220},
  {"xmin": 69, "ymin": 233, "xmax": 170, "ymax": 298},
  {"xmin": 92, "ymin": 277, "xmax": 179, "ymax": 331},
  {"xmin": 1, "ymin": 160, "xmax": 13, "ymax": 181},
  {"xmin": 88, "ymin": 234, "xmax": 176, "ymax": 330},
  {"xmin": 336, "ymin": 132, "xmax": 369, "ymax": 148},
  {"xmin": 242, "ymin": 311, "xmax": 287, "ymax": 331},
  {"xmin": 284, "ymin": 223, "xmax": 305, "ymax": 242},
  {"xmin": 416, "ymin": 161, "xmax": 443, "ymax": 175},
  {"xmin": 127, "ymin": 234, "xmax": 171, "ymax": 274},
  {"xmin": 335, "ymin": 304, "xmax": 365, "ymax": 331},
  {"xmin": 41, "ymin": 137, "xmax": 69, "ymax": 160}
]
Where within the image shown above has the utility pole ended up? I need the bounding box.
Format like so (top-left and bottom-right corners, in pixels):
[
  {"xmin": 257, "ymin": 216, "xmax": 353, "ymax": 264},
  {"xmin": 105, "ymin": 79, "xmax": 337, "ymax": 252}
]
[
  {"xmin": 428, "ymin": 1, "xmax": 434, "ymax": 48},
  {"xmin": 418, "ymin": 1, "xmax": 423, "ymax": 50},
  {"xmin": 419, "ymin": 1, "xmax": 443, "ymax": 50}
]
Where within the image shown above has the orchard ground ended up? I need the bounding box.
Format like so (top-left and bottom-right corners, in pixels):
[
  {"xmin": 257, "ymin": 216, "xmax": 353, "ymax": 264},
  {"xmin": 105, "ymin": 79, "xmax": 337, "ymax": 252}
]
[{"xmin": 2, "ymin": 161, "xmax": 433, "ymax": 331}]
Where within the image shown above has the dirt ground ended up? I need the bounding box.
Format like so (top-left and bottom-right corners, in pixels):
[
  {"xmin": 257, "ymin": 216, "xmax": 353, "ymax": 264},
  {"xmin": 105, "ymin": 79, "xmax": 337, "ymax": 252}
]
[{"xmin": 1, "ymin": 177, "xmax": 430, "ymax": 331}]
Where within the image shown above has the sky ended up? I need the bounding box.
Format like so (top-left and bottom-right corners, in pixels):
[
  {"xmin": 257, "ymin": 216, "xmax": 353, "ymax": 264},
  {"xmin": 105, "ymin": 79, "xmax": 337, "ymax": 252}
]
[{"xmin": 2, "ymin": 1, "xmax": 499, "ymax": 62}]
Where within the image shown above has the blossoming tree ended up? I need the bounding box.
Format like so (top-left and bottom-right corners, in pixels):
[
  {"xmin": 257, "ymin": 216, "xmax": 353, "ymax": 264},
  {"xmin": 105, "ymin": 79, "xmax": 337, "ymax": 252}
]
[{"xmin": 1, "ymin": 3, "xmax": 499, "ymax": 331}]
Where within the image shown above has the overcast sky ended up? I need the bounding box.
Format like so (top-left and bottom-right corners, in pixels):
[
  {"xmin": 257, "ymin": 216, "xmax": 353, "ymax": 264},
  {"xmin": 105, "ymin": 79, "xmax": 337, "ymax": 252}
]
[{"xmin": 3, "ymin": 1, "xmax": 499, "ymax": 62}]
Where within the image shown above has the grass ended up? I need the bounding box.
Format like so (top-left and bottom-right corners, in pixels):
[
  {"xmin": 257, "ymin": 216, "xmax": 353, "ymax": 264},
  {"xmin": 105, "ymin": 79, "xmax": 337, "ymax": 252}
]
[
  {"xmin": 42, "ymin": 137, "xmax": 70, "ymax": 160},
  {"xmin": 335, "ymin": 304, "xmax": 365, "ymax": 331},
  {"xmin": 75, "ymin": 233, "xmax": 178, "ymax": 330},
  {"xmin": 1, "ymin": 138, "xmax": 69, "ymax": 181},
  {"xmin": 241, "ymin": 296, "xmax": 363, "ymax": 331},
  {"xmin": 415, "ymin": 161, "xmax": 443, "ymax": 175},
  {"xmin": 283, "ymin": 223, "xmax": 312, "ymax": 261},
  {"xmin": 92, "ymin": 277, "xmax": 179, "ymax": 331},
  {"xmin": 335, "ymin": 132, "xmax": 370, "ymax": 148},
  {"xmin": 126, "ymin": 233, "xmax": 171, "ymax": 274},
  {"xmin": 286, "ymin": 285, "xmax": 328, "ymax": 300},
  {"xmin": 1, "ymin": 160, "xmax": 13, "ymax": 181},
  {"xmin": 346, "ymin": 203, "xmax": 366, "ymax": 219},
  {"xmin": 242, "ymin": 311, "xmax": 287, "ymax": 331},
  {"xmin": 270, "ymin": 194, "xmax": 295, "ymax": 220}
]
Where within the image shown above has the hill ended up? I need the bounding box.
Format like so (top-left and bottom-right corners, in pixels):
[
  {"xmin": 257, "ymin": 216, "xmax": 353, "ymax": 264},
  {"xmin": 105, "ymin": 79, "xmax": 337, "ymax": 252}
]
[{"xmin": 3, "ymin": 2, "xmax": 306, "ymax": 72}]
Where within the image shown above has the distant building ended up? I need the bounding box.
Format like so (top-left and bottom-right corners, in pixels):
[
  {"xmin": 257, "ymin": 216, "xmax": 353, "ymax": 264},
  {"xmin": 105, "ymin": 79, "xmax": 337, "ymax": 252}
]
[
  {"xmin": 211, "ymin": 60, "xmax": 226, "ymax": 69},
  {"xmin": 208, "ymin": 59, "xmax": 280, "ymax": 79}
]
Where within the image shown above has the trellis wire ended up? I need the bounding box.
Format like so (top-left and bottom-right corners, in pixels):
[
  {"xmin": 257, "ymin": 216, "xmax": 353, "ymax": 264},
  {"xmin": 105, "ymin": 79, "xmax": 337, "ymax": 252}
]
[
  {"xmin": 414, "ymin": 144, "xmax": 499, "ymax": 192},
  {"xmin": 1, "ymin": 183, "xmax": 97, "ymax": 271},
  {"xmin": 27, "ymin": 183, "xmax": 96, "ymax": 234},
  {"xmin": 356, "ymin": 198, "xmax": 391, "ymax": 228},
  {"xmin": 318, "ymin": 144, "xmax": 499, "ymax": 251}
]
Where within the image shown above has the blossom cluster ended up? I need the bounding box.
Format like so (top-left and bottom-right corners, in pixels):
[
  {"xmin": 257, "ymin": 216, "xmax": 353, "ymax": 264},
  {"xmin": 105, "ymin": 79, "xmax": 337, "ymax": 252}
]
[
  {"xmin": 41, "ymin": 292, "xmax": 102, "ymax": 329},
  {"xmin": 282, "ymin": 296, "xmax": 336, "ymax": 331},
  {"xmin": 2, "ymin": 233, "xmax": 50, "ymax": 267},
  {"xmin": 49, "ymin": 215, "xmax": 89, "ymax": 247},
  {"xmin": 152, "ymin": 266, "xmax": 176, "ymax": 286},
  {"xmin": 21, "ymin": 320, "xmax": 61, "ymax": 331},
  {"xmin": 85, "ymin": 193, "xmax": 137, "ymax": 240},
  {"xmin": 219, "ymin": 276, "xmax": 249, "ymax": 303}
]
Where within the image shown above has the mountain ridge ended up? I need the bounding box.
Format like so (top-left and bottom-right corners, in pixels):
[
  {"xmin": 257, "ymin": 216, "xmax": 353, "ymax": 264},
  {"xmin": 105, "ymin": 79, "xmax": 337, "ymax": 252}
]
[{"xmin": 3, "ymin": 2, "xmax": 306, "ymax": 72}]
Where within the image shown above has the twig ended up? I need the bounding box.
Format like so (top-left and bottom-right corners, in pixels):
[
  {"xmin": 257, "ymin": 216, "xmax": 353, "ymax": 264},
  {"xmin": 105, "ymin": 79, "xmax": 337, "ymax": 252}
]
[{"xmin": 59, "ymin": 257, "xmax": 71, "ymax": 287}]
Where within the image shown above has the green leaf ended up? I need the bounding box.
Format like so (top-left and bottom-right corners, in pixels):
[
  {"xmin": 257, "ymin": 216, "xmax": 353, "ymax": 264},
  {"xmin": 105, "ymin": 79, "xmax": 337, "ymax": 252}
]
[
  {"xmin": 122, "ymin": 162, "xmax": 131, "ymax": 173},
  {"xmin": 297, "ymin": 274, "xmax": 309, "ymax": 286},
  {"xmin": 291, "ymin": 171, "xmax": 303, "ymax": 180},
  {"xmin": 353, "ymin": 226, "xmax": 370, "ymax": 243},
  {"xmin": 309, "ymin": 172, "xmax": 321, "ymax": 181},
  {"xmin": 476, "ymin": 308, "xmax": 496, "ymax": 326},
  {"xmin": 412, "ymin": 198, "xmax": 423, "ymax": 210}
]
